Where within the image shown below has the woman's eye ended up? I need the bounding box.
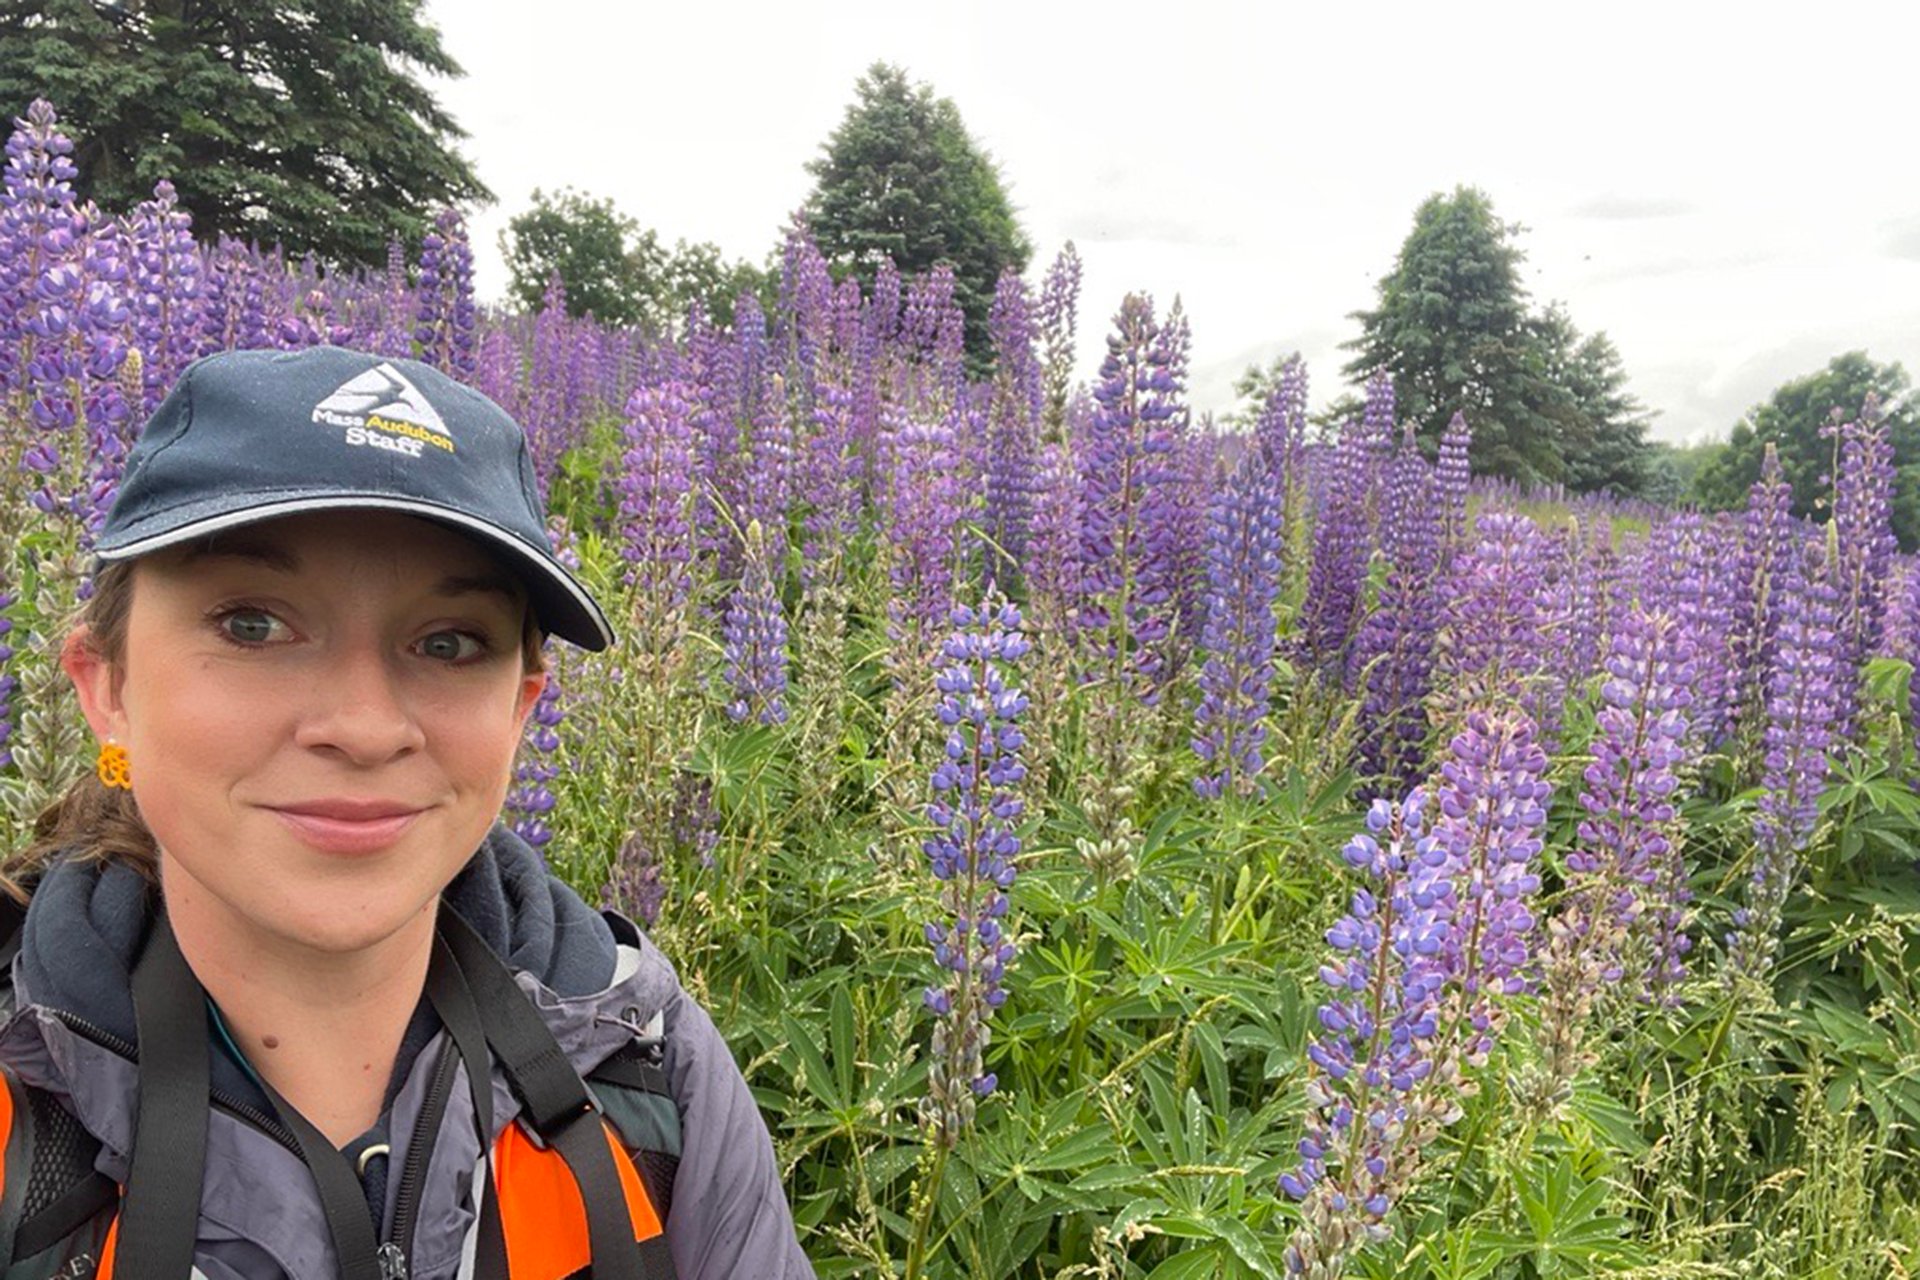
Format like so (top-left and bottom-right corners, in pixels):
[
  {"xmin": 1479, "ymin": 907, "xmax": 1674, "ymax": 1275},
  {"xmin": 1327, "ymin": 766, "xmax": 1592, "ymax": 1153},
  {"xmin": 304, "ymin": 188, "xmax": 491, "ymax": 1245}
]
[
  {"xmin": 218, "ymin": 609, "xmax": 286, "ymax": 645},
  {"xmin": 418, "ymin": 630, "xmax": 485, "ymax": 663}
]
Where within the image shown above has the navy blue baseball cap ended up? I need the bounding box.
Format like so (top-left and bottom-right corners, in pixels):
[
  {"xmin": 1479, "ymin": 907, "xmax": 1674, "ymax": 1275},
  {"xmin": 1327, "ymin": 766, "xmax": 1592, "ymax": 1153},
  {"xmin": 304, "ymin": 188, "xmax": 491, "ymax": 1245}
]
[{"xmin": 95, "ymin": 346, "xmax": 614, "ymax": 651}]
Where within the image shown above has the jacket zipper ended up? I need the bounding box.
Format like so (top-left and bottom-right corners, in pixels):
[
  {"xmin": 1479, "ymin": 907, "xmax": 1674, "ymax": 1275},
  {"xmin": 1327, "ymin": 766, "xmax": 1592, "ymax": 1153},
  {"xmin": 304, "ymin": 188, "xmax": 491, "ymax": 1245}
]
[
  {"xmin": 49, "ymin": 1008, "xmax": 306, "ymax": 1156},
  {"xmin": 381, "ymin": 1037, "xmax": 460, "ymax": 1279}
]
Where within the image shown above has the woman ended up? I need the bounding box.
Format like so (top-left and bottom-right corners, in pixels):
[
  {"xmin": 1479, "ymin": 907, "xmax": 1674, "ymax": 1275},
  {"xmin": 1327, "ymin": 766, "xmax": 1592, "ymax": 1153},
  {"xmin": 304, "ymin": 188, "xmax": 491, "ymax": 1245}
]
[{"xmin": 0, "ymin": 347, "xmax": 815, "ymax": 1279}]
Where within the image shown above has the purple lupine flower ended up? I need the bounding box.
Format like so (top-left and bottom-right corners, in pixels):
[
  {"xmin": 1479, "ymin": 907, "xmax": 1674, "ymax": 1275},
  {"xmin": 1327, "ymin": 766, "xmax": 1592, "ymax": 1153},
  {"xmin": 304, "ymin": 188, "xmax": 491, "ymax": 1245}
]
[
  {"xmin": 1639, "ymin": 514, "xmax": 1738, "ymax": 747},
  {"xmin": 882, "ymin": 408, "xmax": 964, "ymax": 649},
  {"xmin": 1428, "ymin": 709, "xmax": 1551, "ymax": 1065},
  {"xmin": 1731, "ymin": 443, "xmax": 1796, "ymax": 747},
  {"xmin": 74, "ymin": 213, "xmax": 135, "ymax": 540},
  {"xmin": 238, "ymin": 245, "xmax": 275, "ymax": 352},
  {"xmin": 1023, "ymin": 441, "xmax": 1081, "ymax": 633},
  {"xmin": 984, "ymin": 270, "xmax": 1041, "ymax": 584},
  {"xmin": 369, "ymin": 236, "xmax": 412, "ymax": 357},
  {"xmin": 414, "ymin": 207, "xmax": 477, "ymax": 380},
  {"xmin": 1435, "ymin": 412, "xmax": 1472, "ymax": 561},
  {"xmin": 898, "ymin": 264, "xmax": 966, "ymax": 416},
  {"xmin": 1036, "ymin": 243, "xmax": 1081, "ymax": 435},
  {"xmin": 1569, "ymin": 607, "xmax": 1695, "ymax": 994},
  {"xmin": 1168, "ymin": 425, "xmax": 1217, "ymax": 672},
  {"xmin": 722, "ymin": 520, "xmax": 789, "ymax": 726},
  {"xmin": 921, "ymin": 600, "xmax": 1030, "ymax": 1145},
  {"xmin": 1192, "ymin": 455, "xmax": 1285, "ymax": 798},
  {"xmin": 1353, "ymin": 426, "xmax": 1442, "ymax": 792},
  {"xmin": 505, "ymin": 664, "xmax": 564, "ymax": 851},
  {"xmin": 522, "ymin": 273, "xmax": 572, "ymax": 496},
  {"xmin": 471, "ymin": 324, "xmax": 522, "ymax": 422},
  {"xmin": 1, "ymin": 99, "xmax": 81, "ymax": 392},
  {"xmin": 1824, "ymin": 399, "xmax": 1897, "ymax": 742},
  {"xmin": 867, "ymin": 257, "xmax": 902, "ymax": 354},
  {"xmin": 1295, "ymin": 415, "xmax": 1377, "ymax": 677},
  {"xmin": 3, "ymin": 104, "xmax": 99, "ymax": 518},
  {"xmin": 1905, "ymin": 560, "xmax": 1920, "ymax": 748},
  {"xmin": 0, "ymin": 590, "xmax": 16, "ymax": 767},
  {"xmin": 1078, "ymin": 293, "xmax": 1182, "ymax": 698},
  {"xmin": 741, "ymin": 365, "xmax": 793, "ymax": 567},
  {"xmin": 1562, "ymin": 518, "xmax": 1618, "ymax": 694},
  {"xmin": 604, "ymin": 833, "xmax": 667, "ymax": 930},
  {"xmin": 618, "ymin": 378, "xmax": 698, "ymax": 616},
  {"xmin": 1285, "ymin": 713, "xmax": 1546, "ymax": 1271},
  {"xmin": 1254, "ymin": 356, "xmax": 1309, "ymax": 485},
  {"xmin": 122, "ymin": 179, "xmax": 202, "ymax": 413},
  {"xmin": 706, "ymin": 290, "xmax": 778, "ymax": 574},
  {"xmin": 1357, "ymin": 372, "xmax": 1395, "ymax": 528},
  {"xmin": 1283, "ymin": 791, "xmax": 1452, "ymax": 1269},
  {"xmin": 1436, "ymin": 512, "xmax": 1551, "ymax": 721},
  {"xmin": 1726, "ymin": 535, "xmax": 1843, "ymax": 984},
  {"xmin": 799, "ymin": 379, "xmax": 860, "ymax": 588},
  {"xmin": 670, "ymin": 772, "xmax": 722, "ymax": 871},
  {"xmin": 1527, "ymin": 608, "xmax": 1694, "ymax": 1113},
  {"xmin": 775, "ymin": 221, "xmax": 834, "ymax": 397},
  {"xmin": 196, "ymin": 235, "xmax": 271, "ymax": 354}
]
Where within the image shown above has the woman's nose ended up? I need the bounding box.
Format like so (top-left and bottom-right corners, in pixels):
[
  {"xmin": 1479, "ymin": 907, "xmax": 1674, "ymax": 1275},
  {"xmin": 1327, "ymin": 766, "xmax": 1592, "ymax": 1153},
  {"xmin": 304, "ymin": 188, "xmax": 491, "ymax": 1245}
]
[{"xmin": 292, "ymin": 645, "xmax": 427, "ymax": 764}]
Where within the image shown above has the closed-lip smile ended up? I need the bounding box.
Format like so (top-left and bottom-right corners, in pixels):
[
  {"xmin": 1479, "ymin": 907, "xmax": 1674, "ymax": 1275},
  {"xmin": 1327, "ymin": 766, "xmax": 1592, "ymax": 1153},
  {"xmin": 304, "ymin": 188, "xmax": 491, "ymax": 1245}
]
[
  {"xmin": 273, "ymin": 798, "xmax": 425, "ymax": 821},
  {"xmin": 267, "ymin": 799, "xmax": 428, "ymax": 853}
]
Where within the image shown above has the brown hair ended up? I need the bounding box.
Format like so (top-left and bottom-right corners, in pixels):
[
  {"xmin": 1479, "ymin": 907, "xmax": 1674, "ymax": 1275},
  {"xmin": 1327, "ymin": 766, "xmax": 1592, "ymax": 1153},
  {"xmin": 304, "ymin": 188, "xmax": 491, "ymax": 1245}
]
[{"xmin": 9, "ymin": 555, "xmax": 547, "ymax": 897}]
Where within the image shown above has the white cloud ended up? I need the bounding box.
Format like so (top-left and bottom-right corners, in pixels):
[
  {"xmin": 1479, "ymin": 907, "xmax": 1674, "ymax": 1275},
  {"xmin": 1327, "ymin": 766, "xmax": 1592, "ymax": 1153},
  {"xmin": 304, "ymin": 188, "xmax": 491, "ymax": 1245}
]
[{"xmin": 423, "ymin": 0, "xmax": 1920, "ymax": 444}]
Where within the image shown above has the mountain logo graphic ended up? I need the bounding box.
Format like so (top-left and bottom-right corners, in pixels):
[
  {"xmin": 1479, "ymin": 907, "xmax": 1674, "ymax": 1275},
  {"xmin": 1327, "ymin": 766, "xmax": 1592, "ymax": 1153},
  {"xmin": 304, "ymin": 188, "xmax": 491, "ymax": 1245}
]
[{"xmin": 310, "ymin": 362, "xmax": 455, "ymax": 457}]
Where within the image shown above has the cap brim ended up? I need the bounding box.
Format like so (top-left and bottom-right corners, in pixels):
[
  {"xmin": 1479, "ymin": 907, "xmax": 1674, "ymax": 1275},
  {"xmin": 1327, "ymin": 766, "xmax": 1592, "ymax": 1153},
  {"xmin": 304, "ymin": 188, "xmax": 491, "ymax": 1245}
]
[{"xmin": 94, "ymin": 494, "xmax": 615, "ymax": 652}]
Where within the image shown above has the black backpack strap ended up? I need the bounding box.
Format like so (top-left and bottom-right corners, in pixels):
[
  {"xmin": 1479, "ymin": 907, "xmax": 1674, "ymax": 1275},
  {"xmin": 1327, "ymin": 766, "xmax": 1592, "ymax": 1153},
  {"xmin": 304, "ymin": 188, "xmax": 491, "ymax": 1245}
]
[
  {"xmin": 589, "ymin": 1043, "xmax": 670, "ymax": 1099},
  {"xmin": 115, "ymin": 912, "xmax": 210, "ymax": 1277},
  {"xmin": 10, "ymin": 1086, "xmax": 115, "ymax": 1262},
  {"xmin": 589, "ymin": 1040, "xmax": 679, "ymax": 1225},
  {"xmin": 438, "ymin": 909, "xmax": 664, "ymax": 1280}
]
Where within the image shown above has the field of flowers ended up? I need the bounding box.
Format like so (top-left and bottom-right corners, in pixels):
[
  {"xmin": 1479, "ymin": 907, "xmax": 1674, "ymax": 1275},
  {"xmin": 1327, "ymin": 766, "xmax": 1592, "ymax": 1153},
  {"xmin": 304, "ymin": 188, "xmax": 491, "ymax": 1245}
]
[{"xmin": 6, "ymin": 98, "xmax": 1920, "ymax": 1279}]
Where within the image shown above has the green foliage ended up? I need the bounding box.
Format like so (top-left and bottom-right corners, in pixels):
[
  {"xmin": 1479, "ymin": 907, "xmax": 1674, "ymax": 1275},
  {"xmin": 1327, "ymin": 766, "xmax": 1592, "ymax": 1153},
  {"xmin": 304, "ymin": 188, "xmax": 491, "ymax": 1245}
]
[
  {"xmin": 804, "ymin": 62, "xmax": 1032, "ymax": 364},
  {"xmin": 1343, "ymin": 188, "xmax": 1653, "ymax": 495},
  {"xmin": 0, "ymin": 0, "xmax": 488, "ymax": 267},
  {"xmin": 501, "ymin": 187, "xmax": 770, "ymax": 331},
  {"xmin": 1223, "ymin": 352, "xmax": 1304, "ymax": 432},
  {"xmin": 1691, "ymin": 352, "xmax": 1919, "ymax": 550},
  {"xmin": 1531, "ymin": 304, "xmax": 1654, "ymax": 497},
  {"xmin": 522, "ymin": 470, "xmax": 1920, "ymax": 1278},
  {"xmin": 1643, "ymin": 438, "xmax": 1726, "ymax": 506}
]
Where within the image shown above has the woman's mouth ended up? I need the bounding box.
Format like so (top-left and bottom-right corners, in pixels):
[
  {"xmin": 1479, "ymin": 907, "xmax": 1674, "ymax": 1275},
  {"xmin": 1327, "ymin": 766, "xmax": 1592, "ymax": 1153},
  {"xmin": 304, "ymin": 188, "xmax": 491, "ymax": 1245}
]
[{"xmin": 268, "ymin": 800, "xmax": 426, "ymax": 855}]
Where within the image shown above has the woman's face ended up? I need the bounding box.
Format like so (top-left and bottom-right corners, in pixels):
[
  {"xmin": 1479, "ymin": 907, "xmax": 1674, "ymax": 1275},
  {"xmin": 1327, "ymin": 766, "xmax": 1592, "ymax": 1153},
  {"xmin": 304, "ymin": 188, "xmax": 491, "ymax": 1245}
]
[{"xmin": 66, "ymin": 510, "xmax": 546, "ymax": 959}]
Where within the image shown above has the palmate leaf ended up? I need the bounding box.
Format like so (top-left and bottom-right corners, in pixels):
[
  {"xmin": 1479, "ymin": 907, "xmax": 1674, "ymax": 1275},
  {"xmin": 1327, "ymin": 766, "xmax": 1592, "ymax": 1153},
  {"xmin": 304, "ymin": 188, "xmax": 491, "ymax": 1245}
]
[{"xmin": 1496, "ymin": 1155, "xmax": 1644, "ymax": 1276}]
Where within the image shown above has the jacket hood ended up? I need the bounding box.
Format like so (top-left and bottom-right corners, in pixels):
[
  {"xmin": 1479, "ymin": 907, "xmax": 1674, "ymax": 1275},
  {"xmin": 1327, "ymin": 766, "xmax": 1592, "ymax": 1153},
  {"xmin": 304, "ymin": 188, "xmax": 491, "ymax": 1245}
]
[
  {"xmin": 17, "ymin": 823, "xmax": 615, "ymax": 1010},
  {"xmin": 5, "ymin": 824, "xmax": 655, "ymax": 1132}
]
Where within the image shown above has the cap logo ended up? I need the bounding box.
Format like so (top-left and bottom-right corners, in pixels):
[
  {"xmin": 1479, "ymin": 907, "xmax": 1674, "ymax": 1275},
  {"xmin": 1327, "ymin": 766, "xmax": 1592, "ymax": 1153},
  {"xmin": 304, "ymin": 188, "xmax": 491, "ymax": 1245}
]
[{"xmin": 311, "ymin": 362, "xmax": 455, "ymax": 458}]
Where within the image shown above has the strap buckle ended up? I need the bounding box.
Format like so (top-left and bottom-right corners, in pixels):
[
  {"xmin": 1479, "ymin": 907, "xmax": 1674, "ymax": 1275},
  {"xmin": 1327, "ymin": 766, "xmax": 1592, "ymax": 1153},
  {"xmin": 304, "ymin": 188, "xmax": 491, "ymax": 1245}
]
[{"xmin": 518, "ymin": 1090, "xmax": 604, "ymax": 1150}]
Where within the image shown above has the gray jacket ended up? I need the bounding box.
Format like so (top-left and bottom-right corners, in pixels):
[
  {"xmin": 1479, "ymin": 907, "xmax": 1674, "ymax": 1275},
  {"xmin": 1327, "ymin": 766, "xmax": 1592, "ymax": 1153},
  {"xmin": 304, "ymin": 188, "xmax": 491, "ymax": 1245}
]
[{"xmin": 0, "ymin": 832, "xmax": 817, "ymax": 1279}]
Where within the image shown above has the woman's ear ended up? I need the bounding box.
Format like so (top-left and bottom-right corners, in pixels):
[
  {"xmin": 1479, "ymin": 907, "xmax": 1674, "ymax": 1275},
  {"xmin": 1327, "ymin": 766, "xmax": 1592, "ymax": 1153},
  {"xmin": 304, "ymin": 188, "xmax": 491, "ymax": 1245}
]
[
  {"xmin": 514, "ymin": 668, "xmax": 547, "ymax": 731},
  {"xmin": 61, "ymin": 626, "xmax": 129, "ymax": 745}
]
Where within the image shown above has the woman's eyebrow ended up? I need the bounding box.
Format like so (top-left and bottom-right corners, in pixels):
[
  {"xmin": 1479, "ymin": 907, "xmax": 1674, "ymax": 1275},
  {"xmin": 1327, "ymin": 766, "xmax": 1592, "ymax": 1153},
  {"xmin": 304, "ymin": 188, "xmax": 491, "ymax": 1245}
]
[
  {"xmin": 434, "ymin": 571, "xmax": 523, "ymax": 603},
  {"xmin": 181, "ymin": 538, "xmax": 300, "ymax": 572}
]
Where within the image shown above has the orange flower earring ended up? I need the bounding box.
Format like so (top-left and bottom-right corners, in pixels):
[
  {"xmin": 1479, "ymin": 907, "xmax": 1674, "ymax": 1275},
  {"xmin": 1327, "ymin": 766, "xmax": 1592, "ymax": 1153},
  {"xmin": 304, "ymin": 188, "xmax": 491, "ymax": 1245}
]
[{"xmin": 96, "ymin": 740, "xmax": 132, "ymax": 791}]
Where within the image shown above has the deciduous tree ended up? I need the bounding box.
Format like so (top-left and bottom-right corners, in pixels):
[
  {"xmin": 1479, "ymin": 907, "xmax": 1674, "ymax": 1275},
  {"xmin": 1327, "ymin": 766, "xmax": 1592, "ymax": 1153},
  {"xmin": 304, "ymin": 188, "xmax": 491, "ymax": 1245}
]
[{"xmin": 1694, "ymin": 352, "xmax": 1918, "ymax": 549}]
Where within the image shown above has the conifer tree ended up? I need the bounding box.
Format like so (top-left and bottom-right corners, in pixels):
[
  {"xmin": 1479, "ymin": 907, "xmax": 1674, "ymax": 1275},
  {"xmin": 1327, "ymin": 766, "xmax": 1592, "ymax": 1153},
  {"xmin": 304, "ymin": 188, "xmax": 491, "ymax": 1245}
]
[
  {"xmin": 804, "ymin": 62, "xmax": 1031, "ymax": 363},
  {"xmin": 0, "ymin": 0, "xmax": 488, "ymax": 266}
]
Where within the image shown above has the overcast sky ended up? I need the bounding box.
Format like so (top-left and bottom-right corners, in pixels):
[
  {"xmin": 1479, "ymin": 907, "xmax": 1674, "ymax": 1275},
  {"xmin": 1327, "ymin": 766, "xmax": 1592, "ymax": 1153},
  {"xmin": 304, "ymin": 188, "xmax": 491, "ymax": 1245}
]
[{"xmin": 421, "ymin": 0, "xmax": 1919, "ymax": 445}]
